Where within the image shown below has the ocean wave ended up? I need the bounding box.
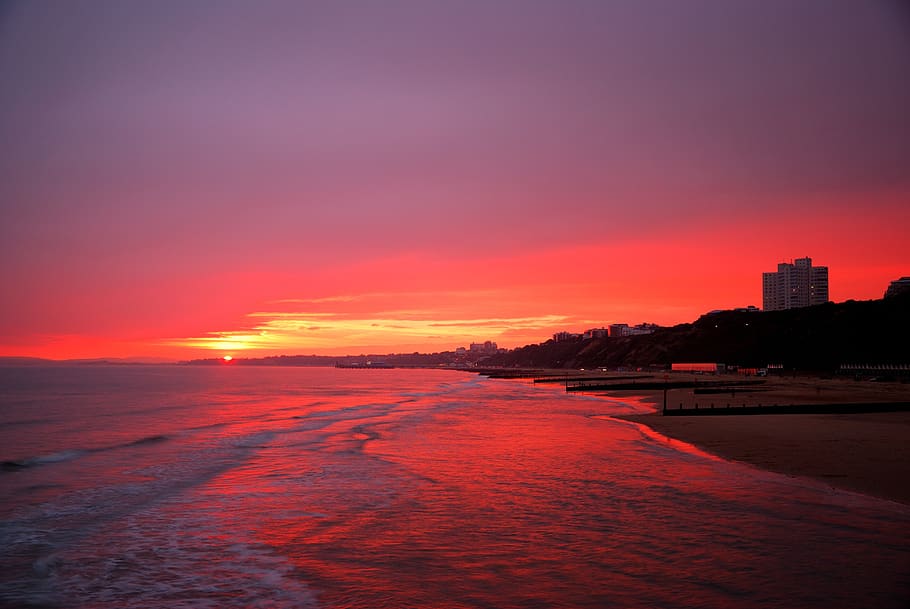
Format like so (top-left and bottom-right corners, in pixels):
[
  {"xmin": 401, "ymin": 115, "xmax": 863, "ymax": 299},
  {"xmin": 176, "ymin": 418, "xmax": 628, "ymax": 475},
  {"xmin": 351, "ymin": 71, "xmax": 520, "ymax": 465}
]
[
  {"xmin": 2, "ymin": 435, "xmax": 173, "ymax": 472},
  {"xmin": 0, "ymin": 417, "xmax": 49, "ymax": 429},
  {"xmin": 227, "ymin": 431, "xmax": 276, "ymax": 449},
  {"xmin": 2, "ymin": 450, "xmax": 86, "ymax": 471},
  {"xmin": 121, "ymin": 434, "xmax": 170, "ymax": 448}
]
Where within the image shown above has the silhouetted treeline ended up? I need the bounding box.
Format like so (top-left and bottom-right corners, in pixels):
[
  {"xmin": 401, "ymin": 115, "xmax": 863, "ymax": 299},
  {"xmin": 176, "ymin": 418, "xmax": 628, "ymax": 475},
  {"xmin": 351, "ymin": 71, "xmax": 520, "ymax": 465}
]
[{"xmin": 483, "ymin": 294, "xmax": 910, "ymax": 372}]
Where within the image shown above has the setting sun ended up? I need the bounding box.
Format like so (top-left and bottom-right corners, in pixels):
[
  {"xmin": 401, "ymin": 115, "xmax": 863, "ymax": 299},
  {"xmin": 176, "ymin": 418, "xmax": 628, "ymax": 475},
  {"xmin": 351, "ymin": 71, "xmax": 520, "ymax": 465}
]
[{"xmin": 222, "ymin": 355, "xmax": 233, "ymax": 362}]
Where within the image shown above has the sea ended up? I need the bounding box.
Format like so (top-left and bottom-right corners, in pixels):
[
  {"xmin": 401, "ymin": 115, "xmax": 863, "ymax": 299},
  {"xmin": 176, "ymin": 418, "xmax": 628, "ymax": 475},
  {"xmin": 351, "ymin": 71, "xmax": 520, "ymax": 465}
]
[{"xmin": 0, "ymin": 365, "xmax": 907, "ymax": 609}]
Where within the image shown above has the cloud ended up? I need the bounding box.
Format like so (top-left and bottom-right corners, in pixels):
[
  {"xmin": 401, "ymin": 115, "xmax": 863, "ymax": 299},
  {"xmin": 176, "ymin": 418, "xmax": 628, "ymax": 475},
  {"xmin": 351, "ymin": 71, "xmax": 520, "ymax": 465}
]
[
  {"xmin": 1, "ymin": 0, "xmax": 907, "ymax": 366},
  {"xmin": 164, "ymin": 305, "xmax": 571, "ymax": 354},
  {"xmin": 427, "ymin": 316, "xmax": 569, "ymax": 329},
  {"xmin": 271, "ymin": 296, "xmax": 359, "ymax": 305}
]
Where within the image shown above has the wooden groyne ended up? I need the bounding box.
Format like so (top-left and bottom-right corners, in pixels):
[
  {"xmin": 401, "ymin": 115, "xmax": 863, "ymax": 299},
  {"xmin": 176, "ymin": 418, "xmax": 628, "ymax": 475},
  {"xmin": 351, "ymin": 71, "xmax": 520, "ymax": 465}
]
[
  {"xmin": 473, "ymin": 368, "xmax": 551, "ymax": 379},
  {"xmin": 693, "ymin": 387, "xmax": 768, "ymax": 395},
  {"xmin": 566, "ymin": 379, "xmax": 766, "ymax": 393},
  {"xmin": 662, "ymin": 402, "xmax": 910, "ymax": 416},
  {"xmin": 534, "ymin": 374, "xmax": 653, "ymax": 384}
]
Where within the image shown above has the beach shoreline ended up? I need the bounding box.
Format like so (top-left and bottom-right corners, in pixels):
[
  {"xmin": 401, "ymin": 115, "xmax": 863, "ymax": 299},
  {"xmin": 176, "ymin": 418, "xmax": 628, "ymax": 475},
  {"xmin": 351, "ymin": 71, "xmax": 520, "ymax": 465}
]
[{"xmin": 590, "ymin": 375, "xmax": 910, "ymax": 505}]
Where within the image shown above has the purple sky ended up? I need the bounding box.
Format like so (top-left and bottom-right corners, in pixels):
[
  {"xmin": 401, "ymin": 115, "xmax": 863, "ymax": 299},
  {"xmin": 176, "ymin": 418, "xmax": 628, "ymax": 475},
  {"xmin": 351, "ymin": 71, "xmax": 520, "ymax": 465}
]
[{"xmin": 1, "ymin": 1, "xmax": 909, "ymax": 358}]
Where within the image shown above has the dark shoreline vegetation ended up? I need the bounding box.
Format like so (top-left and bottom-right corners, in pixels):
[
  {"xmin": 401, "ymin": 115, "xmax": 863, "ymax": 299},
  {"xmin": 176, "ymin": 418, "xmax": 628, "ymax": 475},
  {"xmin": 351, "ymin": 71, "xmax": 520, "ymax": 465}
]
[{"xmin": 485, "ymin": 293, "xmax": 910, "ymax": 372}]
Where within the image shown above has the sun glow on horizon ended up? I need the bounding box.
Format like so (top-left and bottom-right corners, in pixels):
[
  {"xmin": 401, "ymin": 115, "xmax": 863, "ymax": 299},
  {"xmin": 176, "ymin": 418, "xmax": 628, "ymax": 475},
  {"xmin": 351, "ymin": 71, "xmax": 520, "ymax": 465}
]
[
  {"xmin": 5, "ymin": 206, "xmax": 909, "ymax": 361},
  {"xmin": 1, "ymin": 2, "xmax": 908, "ymax": 365},
  {"xmin": 163, "ymin": 308, "xmax": 573, "ymax": 356}
]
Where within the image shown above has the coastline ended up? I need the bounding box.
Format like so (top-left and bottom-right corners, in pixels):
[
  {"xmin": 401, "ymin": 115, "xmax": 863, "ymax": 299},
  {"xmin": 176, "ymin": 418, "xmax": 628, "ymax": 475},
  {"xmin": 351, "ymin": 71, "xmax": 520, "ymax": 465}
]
[{"xmin": 601, "ymin": 376, "xmax": 910, "ymax": 505}]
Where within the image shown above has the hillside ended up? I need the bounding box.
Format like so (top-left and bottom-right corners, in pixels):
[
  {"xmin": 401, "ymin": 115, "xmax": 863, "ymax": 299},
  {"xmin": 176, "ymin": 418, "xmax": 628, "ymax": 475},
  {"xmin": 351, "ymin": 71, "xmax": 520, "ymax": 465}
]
[{"xmin": 484, "ymin": 294, "xmax": 910, "ymax": 372}]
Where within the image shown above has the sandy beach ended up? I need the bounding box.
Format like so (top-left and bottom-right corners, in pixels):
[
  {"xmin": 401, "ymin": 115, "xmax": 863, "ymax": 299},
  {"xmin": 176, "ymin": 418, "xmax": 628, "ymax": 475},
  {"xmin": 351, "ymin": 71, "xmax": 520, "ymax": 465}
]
[{"xmin": 609, "ymin": 375, "xmax": 910, "ymax": 504}]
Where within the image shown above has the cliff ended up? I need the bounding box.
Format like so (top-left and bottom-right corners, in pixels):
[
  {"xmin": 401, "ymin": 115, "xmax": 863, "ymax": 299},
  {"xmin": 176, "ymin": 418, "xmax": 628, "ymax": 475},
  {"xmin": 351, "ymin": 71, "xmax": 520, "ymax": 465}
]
[{"xmin": 484, "ymin": 293, "xmax": 910, "ymax": 372}]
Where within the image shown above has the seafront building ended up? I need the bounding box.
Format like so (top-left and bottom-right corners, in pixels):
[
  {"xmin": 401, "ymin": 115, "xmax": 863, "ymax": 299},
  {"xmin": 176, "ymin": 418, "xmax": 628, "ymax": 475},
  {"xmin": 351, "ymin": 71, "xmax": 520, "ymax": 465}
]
[
  {"xmin": 583, "ymin": 328, "xmax": 609, "ymax": 340},
  {"xmin": 608, "ymin": 323, "xmax": 658, "ymax": 337},
  {"xmin": 553, "ymin": 324, "xmax": 658, "ymax": 342},
  {"xmin": 762, "ymin": 257, "xmax": 829, "ymax": 311},
  {"xmin": 468, "ymin": 341, "xmax": 499, "ymax": 354},
  {"xmin": 884, "ymin": 277, "xmax": 910, "ymax": 298},
  {"xmin": 552, "ymin": 331, "xmax": 582, "ymax": 342}
]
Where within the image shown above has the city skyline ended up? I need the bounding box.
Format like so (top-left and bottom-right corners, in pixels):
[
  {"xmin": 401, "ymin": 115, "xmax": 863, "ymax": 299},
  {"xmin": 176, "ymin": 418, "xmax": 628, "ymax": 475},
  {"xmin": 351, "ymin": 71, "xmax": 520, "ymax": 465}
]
[{"xmin": 2, "ymin": 1, "xmax": 909, "ymax": 360}]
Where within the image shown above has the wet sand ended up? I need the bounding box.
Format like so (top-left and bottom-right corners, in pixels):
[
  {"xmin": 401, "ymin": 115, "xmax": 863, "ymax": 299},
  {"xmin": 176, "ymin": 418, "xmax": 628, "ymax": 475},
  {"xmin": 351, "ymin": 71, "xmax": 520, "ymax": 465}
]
[{"xmin": 612, "ymin": 376, "xmax": 910, "ymax": 504}]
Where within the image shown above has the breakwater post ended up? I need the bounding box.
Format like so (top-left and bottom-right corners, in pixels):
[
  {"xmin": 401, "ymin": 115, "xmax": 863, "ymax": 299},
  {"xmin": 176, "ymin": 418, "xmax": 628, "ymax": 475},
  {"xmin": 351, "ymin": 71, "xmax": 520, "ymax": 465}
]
[{"xmin": 662, "ymin": 401, "xmax": 910, "ymax": 416}]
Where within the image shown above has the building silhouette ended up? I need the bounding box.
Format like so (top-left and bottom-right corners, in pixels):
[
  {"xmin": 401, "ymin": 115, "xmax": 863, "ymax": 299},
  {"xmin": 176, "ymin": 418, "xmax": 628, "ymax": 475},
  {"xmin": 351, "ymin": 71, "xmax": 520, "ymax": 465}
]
[
  {"xmin": 884, "ymin": 277, "xmax": 910, "ymax": 298},
  {"xmin": 468, "ymin": 341, "xmax": 499, "ymax": 354},
  {"xmin": 762, "ymin": 257, "xmax": 829, "ymax": 311}
]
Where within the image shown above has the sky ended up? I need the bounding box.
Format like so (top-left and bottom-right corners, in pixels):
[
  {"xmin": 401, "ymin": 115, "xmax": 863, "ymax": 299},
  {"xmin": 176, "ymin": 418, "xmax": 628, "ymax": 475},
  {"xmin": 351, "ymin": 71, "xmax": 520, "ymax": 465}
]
[{"xmin": 1, "ymin": 0, "xmax": 909, "ymax": 360}]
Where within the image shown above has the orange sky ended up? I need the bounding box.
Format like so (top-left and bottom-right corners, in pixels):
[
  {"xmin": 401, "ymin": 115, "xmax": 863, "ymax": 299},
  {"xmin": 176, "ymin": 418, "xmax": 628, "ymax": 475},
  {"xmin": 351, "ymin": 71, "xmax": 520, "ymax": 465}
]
[
  {"xmin": 3, "ymin": 191, "xmax": 907, "ymax": 361},
  {"xmin": 1, "ymin": 2, "xmax": 908, "ymax": 361}
]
